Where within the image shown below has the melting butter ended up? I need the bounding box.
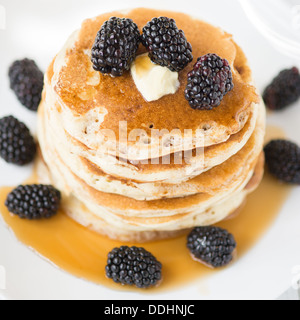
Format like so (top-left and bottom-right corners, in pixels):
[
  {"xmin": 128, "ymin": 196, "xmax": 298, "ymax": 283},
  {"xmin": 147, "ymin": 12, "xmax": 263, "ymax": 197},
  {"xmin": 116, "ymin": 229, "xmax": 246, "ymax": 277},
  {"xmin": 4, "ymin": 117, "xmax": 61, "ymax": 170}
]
[{"xmin": 131, "ymin": 54, "xmax": 180, "ymax": 102}]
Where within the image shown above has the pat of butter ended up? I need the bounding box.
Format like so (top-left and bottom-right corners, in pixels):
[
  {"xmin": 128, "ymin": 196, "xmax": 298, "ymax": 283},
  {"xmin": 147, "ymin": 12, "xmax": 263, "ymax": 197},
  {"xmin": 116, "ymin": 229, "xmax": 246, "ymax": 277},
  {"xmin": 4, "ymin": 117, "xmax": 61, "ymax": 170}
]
[{"xmin": 131, "ymin": 54, "xmax": 180, "ymax": 102}]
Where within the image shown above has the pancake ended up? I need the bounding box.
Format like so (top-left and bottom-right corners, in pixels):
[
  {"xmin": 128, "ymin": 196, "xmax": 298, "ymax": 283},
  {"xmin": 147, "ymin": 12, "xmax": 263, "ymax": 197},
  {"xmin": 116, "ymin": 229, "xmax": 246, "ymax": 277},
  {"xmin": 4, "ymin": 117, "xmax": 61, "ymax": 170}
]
[
  {"xmin": 38, "ymin": 107, "xmax": 264, "ymax": 226},
  {"xmin": 36, "ymin": 151, "xmax": 264, "ymax": 242},
  {"xmin": 37, "ymin": 8, "xmax": 266, "ymax": 242},
  {"xmin": 47, "ymin": 8, "xmax": 259, "ymax": 161},
  {"xmin": 41, "ymin": 93, "xmax": 259, "ymax": 184},
  {"xmin": 38, "ymin": 99, "xmax": 264, "ymax": 200}
]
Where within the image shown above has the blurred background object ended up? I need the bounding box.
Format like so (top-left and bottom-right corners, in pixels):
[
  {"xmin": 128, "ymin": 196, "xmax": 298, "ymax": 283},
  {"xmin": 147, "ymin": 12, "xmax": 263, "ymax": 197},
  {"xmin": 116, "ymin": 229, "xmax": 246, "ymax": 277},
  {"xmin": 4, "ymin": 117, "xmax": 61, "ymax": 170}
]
[{"xmin": 240, "ymin": 0, "xmax": 300, "ymax": 62}]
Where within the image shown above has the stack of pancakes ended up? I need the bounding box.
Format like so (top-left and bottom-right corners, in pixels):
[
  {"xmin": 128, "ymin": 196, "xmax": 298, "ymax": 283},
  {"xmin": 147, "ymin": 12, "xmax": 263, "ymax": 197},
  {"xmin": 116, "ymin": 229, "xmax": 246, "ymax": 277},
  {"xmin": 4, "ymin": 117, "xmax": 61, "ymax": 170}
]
[{"xmin": 37, "ymin": 8, "xmax": 266, "ymax": 242}]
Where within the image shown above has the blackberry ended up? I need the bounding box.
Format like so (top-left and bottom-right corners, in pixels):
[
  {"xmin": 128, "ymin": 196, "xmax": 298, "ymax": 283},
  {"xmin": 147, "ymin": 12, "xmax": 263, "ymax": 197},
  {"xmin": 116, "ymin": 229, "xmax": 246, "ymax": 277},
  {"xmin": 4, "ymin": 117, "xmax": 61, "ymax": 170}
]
[
  {"xmin": 105, "ymin": 246, "xmax": 162, "ymax": 288},
  {"xmin": 141, "ymin": 17, "xmax": 193, "ymax": 72},
  {"xmin": 264, "ymin": 140, "xmax": 300, "ymax": 184},
  {"xmin": 5, "ymin": 185, "xmax": 61, "ymax": 220},
  {"xmin": 185, "ymin": 54, "xmax": 234, "ymax": 110},
  {"xmin": 263, "ymin": 67, "xmax": 300, "ymax": 111},
  {"xmin": 187, "ymin": 226, "xmax": 237, "ymax": 268},
  {"xmin": 0, "ymin": 116, "xmax": 36, "ymax": 165},
  {"xmin": 91, "ymin": 17, "xmax": 140, "ymax": 77},
  {"xmin": 8, "ymin": 59, "xmax": 44, "ymax": 111}
]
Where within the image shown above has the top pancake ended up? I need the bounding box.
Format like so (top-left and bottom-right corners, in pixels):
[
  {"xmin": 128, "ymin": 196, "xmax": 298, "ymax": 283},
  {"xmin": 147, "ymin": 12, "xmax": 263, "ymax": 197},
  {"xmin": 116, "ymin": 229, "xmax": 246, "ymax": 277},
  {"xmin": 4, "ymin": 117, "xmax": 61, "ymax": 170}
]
[{"xmin": 49, "ymin": 8, "xmax": 259, "ymax": 160}]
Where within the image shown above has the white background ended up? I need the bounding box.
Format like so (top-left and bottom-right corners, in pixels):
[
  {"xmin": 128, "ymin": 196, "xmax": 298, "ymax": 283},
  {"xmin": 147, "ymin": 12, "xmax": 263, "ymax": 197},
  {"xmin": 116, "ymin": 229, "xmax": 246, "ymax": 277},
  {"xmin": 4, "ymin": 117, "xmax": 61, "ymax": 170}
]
[{"xmin": 0, "ymin": 0, "xmax": 300, "ymax": 300}]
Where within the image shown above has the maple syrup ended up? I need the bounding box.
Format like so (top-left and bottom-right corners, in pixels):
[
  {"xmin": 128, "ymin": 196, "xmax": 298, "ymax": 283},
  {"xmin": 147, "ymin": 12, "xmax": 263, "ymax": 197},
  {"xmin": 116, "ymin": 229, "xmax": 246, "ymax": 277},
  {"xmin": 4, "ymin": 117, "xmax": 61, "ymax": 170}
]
[{"xmin": 0, "ymin": 126, "xmax": 292, "ymax": 292}]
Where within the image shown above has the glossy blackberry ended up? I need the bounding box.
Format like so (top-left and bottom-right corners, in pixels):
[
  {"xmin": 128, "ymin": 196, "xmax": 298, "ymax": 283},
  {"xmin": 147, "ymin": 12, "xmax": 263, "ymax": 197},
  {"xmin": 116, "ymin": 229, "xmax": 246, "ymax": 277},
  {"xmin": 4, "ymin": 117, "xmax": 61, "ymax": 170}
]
[
  {"xmin": 5, "ymin": 185, "xmax": 61, "ymax": 220},
  {"xmin": 8, "ymin": 59, "xmax": 44, "ymax": 111},
  {"xmin": 105, "ymin": 246, "xmax": 162, "ymax": 288},
  {"xmin": 185, "ymin": 54, "xmax": 234, "ymax": 110},
  {"xmin": 187, "ymin": 226, "xmax": 237, "ymax": 268},
  {"xmin": 91, "ymin": 17, "xmax": 140, "ymax": 77},
  {"xmin": 264, "ymin": 140, "xmax": 300, "ymax": 184},
  {"xmin": 263, "ymin": 67, "xmax": 300, "ymax": 111},
  {"xmin": 141, "ymin": 17, "xmax": 193, "ymax": 72},
  {"xmin": 0, "ymin": 116, "xmax": 36, "ymax": 165}
]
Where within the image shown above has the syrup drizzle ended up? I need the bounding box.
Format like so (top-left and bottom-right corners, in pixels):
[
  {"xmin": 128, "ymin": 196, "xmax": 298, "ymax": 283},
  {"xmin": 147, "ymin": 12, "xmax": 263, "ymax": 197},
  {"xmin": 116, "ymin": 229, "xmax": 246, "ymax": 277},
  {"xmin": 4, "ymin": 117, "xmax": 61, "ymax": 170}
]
[{"xmin": 0, "ymin": 126, "xmax": 292, "ymax": 292}]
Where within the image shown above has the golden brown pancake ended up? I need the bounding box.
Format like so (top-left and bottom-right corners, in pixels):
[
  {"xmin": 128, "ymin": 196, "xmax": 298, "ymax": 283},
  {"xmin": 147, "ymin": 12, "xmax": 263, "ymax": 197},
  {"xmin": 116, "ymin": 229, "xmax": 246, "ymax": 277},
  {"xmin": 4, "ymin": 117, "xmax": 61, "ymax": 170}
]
[
  {"xmin": 42, "ymin": 98, "xmax": 259, "ymax": 183},
  {"xmin": 36, "ymin": 150, "xmax": 264, "ymax": 242},
  {"xmin": 38, "ymin": 99, "xmax": 264, "ymax": 200},
  {"xmin": 48, "ymin": 8, "xmax": 259, "ymax": 160},
  {"xmin": 37, "ymin": 8, "xmax": 266, "ymax": 242}
]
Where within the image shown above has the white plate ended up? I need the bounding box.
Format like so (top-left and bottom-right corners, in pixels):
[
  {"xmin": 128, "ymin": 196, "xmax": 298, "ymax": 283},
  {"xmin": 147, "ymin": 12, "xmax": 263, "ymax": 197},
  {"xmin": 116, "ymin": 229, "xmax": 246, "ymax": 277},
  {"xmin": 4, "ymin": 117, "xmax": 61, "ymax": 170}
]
[{"xmin": 0, "ymin": 0, "xmax": 300, "ymax": 300}]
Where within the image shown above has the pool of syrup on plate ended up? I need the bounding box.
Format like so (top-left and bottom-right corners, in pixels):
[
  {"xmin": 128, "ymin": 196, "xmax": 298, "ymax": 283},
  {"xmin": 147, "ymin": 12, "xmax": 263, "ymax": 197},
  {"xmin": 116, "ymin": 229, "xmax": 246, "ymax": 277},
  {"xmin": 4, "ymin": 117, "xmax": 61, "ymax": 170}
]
[{"xmin": 0, "ymin": 126, "xmax": 293, "ymax": 292}]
